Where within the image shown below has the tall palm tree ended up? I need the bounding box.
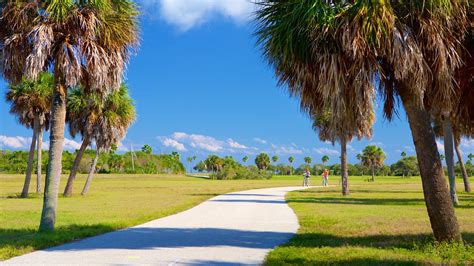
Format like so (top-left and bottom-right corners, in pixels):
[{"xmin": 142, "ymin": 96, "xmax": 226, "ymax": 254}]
[
  {"xmin": 1, "ymin": 0, "xmax": 139, "ymax": 231},
  {"xmin": 312, "ymin": 109, "xmax": 374, "ymax": 195},
  {"xmin": 5, "ymin": 72, "xmax": 53, "ymax": 197},
  {"xmin": 360, "ymin": 145, "xmax": 386, "ymax": 182},
  {"xmin": 401, "ymin": 152, "xmax": 407, "ymax": 159},
  {"xmin": 81, "ymin": 85, "xmax": 135, "ymax": 196},
  {"xmin": 255, "ymin": 0, "xmax": 466, "ymax": 242}
]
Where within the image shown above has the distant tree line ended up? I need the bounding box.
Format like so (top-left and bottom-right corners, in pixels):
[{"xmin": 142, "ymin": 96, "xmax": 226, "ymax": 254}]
[
  {"xmin": 193, "ymin": 151, "xmax": 474, "ymax": 179},
  {"xmin": 0, "ymin": 148, "xmax": 185, "ymax": 175}
]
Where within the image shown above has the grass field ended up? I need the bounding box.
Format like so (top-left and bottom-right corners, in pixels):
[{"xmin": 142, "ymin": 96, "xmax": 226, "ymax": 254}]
[
  {"xmin": 1, "ymin": 174, "xmax": 473, "ymax": 264},
  {"xmin": 265, "ymin": 177, "xmax": 474, "ymax": 265},
  {"xmin": 0, "ymin": 173, "xmax": 303, "ymax": 260}
]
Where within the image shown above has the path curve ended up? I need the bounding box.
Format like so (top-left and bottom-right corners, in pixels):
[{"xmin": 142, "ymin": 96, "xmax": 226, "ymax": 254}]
[{"xmin": 5, "ymin": 186, "xmax": 311, "ymax": 265}]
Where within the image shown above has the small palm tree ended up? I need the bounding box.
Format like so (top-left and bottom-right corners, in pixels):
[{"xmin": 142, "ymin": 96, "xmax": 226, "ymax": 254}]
[
  {"xmin": 401, "ymin": 152, "xmax": 407, "ymax": 159},
  {"xmin": 360, "ymin": 146, "xmax": 386, "ymax": 182},
  {"xmin": 5, "ymin": 72, "xmax": 53, "ymax": 197},
  {"xmin": 81, "ymin": 85, "xmax": 136, "ymax": 196},
  {"xmin": 255, "ymin": 153, "xmax": 270, "ymax": 170},
  {"xmin": 1, "ymin": 0, "xmax": 139, "ymax": 231},
  {"xmin": 304, "ymin": 157, "xmax": 312, "ymax": 165},
  {"xmin": 321, "ymin": 155, "xmax": 329, "ymax": 166},
  {"xmin": 141, "ymin": 145, "xmax": 153, "ymax": 154},
  {"xmin": 242, "ymin": 156, "xmax": 249, "ymax": 163},
  {"xmin": 64, "ymin": 85, "xmax": 135, "ymax": 196},
  {"xmin": 271, "ymin": 155, "xmax": 279, "ymax": 163}
]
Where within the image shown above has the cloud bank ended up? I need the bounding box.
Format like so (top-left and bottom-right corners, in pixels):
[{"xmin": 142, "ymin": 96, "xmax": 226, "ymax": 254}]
[{"xmin": 139, "ymin": 0, "xmax": 255, "ymax": 30}]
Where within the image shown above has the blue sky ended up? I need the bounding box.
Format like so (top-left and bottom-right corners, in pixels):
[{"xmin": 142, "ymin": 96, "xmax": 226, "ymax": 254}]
[{"xmin": 1, "ymin": 0, "xmax": 473, "ymax": 165}]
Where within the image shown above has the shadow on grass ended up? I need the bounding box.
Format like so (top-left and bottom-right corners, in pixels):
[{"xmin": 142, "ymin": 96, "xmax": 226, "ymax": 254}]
[
  {"xmin": 287, "ymin": 197, "xmax": 425, "ymax": 206},
  {"xmin": 0, "ymin": 224, "xmax": 116, "ymax": 259},
  {"xmin": 288, "ymin": 192, "xmax": 473, "ymax": 208}
]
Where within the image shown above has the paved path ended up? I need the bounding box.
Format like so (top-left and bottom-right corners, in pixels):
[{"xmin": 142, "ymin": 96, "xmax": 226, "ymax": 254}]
[{"xmin": 4, "ymin": 186, "xmax": 311, "ymax": 265}]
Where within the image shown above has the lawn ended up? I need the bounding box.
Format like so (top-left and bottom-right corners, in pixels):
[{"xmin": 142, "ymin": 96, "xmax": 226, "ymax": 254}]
[
  {"xmin": 2, "ymin": 174, "xmax": 473, "ymax": 264},
  {"xmin": 265, "ymin": 176, "xmax": 474, "ymax": 265},
  {"xmin": 0, "ymin": 173, "xmax": 302, "ymax": 260}
]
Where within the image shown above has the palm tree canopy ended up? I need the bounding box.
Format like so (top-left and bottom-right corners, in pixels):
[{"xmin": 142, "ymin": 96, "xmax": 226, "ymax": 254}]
[
  {"xmin": 321, "ymin": 155, "xmax": 329, "ymax": 164},
  {"xmin": 255, "ymin": 0, "xmax": 469, "ymax": 123},
  {"xmin": 1, "ymin": 0, "xmax": 139, "ymax": 93},
  {"xmin": 67, "ymin": 84, "xmax": 135, "ymax": 151},
  {"xmin": 360, "ymin": 145, "xmax": 386, "ymax": 169},
  {"xmin": 5, "ymin": 72, "xmax": 53, "ymax": 129}
]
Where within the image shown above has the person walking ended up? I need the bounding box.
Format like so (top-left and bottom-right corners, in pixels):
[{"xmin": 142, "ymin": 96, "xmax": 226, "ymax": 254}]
[
  {"xmin": 303, "ymin": 169, "xmax": 310, "ymax": 187},
  {"xmin": 322, "ymin": 169, "xmax": 329, "ymax": 187}
]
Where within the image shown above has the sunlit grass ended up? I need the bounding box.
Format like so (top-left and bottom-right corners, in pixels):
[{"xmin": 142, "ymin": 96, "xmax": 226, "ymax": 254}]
[
  {"xmin": 0, "ymin": 173, "xmax": 303, "ymax": 260},
  {"xmin": 265, "ymin": 177, "xmax": 474, "ymax": 265}
]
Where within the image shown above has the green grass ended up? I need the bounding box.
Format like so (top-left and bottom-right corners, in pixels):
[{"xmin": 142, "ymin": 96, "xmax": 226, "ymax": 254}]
[
  {"xmin": 265, "ymin": 176, "xmax": 474, "ymax": 265},
  {"xmin": 0, "ymin": 173, "xmax": 302, "ymax": 260},
  {"xmin": 2, "ymin": 174, "xmax": 473, "ymax": 264}
]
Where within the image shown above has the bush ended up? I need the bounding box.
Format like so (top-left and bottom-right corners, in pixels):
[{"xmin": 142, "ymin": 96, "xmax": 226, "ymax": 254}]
[{"xmin": 210, "ymin": 165, "xmax": 272, "ymax": 180}]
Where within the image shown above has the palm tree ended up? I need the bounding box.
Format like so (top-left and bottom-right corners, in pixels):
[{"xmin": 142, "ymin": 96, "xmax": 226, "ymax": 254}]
[
  {"xmin": 288, "ymin": 156, "xmax": 295, "ymax": 175},
  {"xmin": 271, "ymin": 155, "xmax": 278, "ymax": 164},
  {"xmin": 141, "ymin": 145, "xmax": 152, "ymax": 154},
  {"xmin": 304, "ymin": 157, "xmax": 312, "ymax": 165},
  {"xmin": 360, "ymin": 146, "xmax": 385, "ymax": 182},
  {"xmin": 401, "ymin": 152, "xmax": 407, "ymax": 159},
  {"xmin": 242, "ymin": 156, "xmax": 249, "ymax": 163},
  {"xmin": 321, "ymin": 155, "xmax": 329, "ymax": 167},
  {"xmin": 81, "ymin": 85, "xmax": 135, "ymax": 196},
  {"xmin": 255, "ymin": 0, "xmax": 465, "ymax": 242},
  {"xmin": 255, "ymin": 153, "xmax": 270, "ymax": 170},
  {"xmin": 312, "ymin": 109, "xmax": 373, "ymax": 196},
  {"xmin": 468, "ymin": 154, "xmax": 474, "ymax": 164},
  {"xmin": 63, "ymin": 88, "xmax": 99, "ymax": 196},
  {"xmin": 1, "ymin": 0, "xmax": 139, "ymax": 231},
  {"xmin": 5, "ymin": 72, "xmax": 53, "ymax": 197},
  {"xmin": 186, "ymin": 156, "xmax": 193, "ymax": 173},
  {"xmin": 65, "ymin": 85, "xmax": 135, "ymax": 196}
]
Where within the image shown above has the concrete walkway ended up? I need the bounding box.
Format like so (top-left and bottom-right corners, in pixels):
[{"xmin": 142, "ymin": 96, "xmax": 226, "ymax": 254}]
[{"xmin": 4, "ymin": 186, "xmax": 311, "ymax": 265}]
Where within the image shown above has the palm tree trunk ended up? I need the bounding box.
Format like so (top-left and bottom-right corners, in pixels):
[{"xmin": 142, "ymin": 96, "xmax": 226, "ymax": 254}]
[
  {"xmin": 371, "ymin": 164, "xmax": 375, "ymax": 182},
  {"xmin": 63, "ymin": 136, "xmax": 90, "ymax": 197},
  {"xmin": 340, "ymin": 138, "xmax": 349, "ymax": 196},
  {"xmin": 82, "ymin": 149, "xmax": 99, "ymax": 196},
  {"xmin": 21, "ymin": 116, "xmax": 39, "ymax": 198},
  {"xmin": 401, "ymin": 93, "xmax": 461, "ymax": 242},
  {"xmin": 454, "ymin": 137, "xmax": 471, "ymax": 193},
  {"xmin": 36, "ymin": 127, "xmax": 42, "ymax": 193},
  {"xmin": 39, "ymin": 81, "xmax": 67, "ymax": 232},
  {"xmin": 442, "ymin": 118, "xmax": 459, "ymax": 206}
]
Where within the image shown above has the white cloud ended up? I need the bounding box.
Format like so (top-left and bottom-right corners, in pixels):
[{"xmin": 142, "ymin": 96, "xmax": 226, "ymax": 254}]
[
  {"xmin": 173, "ymin": 132, "xmax": 224, "ymax": 152},
  {"xmin": 227, "ymin": 139, "xmax": 248, "ymax": 149},
  {"xmin": 116, "ymin": 141, "xmax": 129, "ymax": 152},
  {"xmin": 140, "ymin": 0, "xmax": 255, "ymax": 30},
  {"xmin": 160, "ymin": 137, "xmax": 187, "ymax": 152},
  {"xmin": 253, "ymin": 137, "xmax": 267, "ymax": 144},
  {"xmin": 270, "ymin": 144, "xmax": 303, "ymax": 155},
  {"xmin": 313, "ymin": 147, "xmax": 340, "ymax": 156},
  {"xmin": 0, "ymin": 135, "xmax": 29, "ymax": 149},
  {"xmin": 159, "ymin": 132, "xmax": 256, "ymax": 154},
  {"xmin": 63, "ymin": 138, "xmax": 82, "ymax": 150},
  {"xmin": 461, "ymin": 138, "xmax": 474, "ymax": 149}
]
